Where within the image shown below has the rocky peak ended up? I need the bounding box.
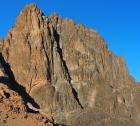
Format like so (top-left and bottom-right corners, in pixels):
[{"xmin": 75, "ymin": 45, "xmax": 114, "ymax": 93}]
[
  {"xmin": 2, "ymin": 3, "xmax": 82, "ymax": 116},
  {"xmin": 15, "ymin": 4, "xmax": 43, "ymax": 30},
  {"xmin": 1, "ymin": 4, "xmax": 139, "ymax": 126}
]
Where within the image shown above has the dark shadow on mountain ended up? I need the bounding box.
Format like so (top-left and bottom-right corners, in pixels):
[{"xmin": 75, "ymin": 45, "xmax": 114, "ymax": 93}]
[
  {"xmin": 52, "ymin": 29, "xmax": 84, "ymax": 109},
  {"xmin": 0, "ymin": 53, "xmax": 40, "ymax": 110}
]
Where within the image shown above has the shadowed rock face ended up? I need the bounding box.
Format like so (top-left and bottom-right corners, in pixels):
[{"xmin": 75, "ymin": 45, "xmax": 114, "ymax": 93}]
[
  {"xmin": 2, "ymin": 4, "xmax": 81, "ymax": 114},
  {"xmin": 1, "ymin": 4, "xmax": 140, "ymax": 126}
]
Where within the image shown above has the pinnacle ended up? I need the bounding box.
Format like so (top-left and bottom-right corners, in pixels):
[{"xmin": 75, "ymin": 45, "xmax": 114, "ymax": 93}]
[
  {"xmin": 23, "ymin": 3, "xmax": 37, "ymax": 11},
  {"xmin": 21, "ymin": 3, "xmax": 41, "ymax": 15}
]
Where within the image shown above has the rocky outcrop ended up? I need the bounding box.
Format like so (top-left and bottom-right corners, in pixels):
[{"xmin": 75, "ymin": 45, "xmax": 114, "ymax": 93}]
[
  {"xmin": 2, "ymin": 4, "xmax": 81, "ymax": 115},
  {"xmin": 1, "ymin": 3, "xmax": 139, "ymax": 126},
  {"xmin": 0, "ymin": 81, "xmax": 58, "ymax": 126}
]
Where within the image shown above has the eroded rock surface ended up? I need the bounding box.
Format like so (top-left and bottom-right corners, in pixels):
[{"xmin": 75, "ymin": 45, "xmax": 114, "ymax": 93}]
[
  {"xmin": 2, "ymin": 4, "xmax": 80, "ymax": 114},
  {"xmin": 1, "ymin": 4, "xmax": 140, "ymax": 126}
]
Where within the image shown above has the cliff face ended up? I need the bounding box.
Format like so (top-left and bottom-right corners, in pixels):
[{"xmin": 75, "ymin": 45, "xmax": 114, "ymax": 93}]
[
  {"xmin": 1, "ymin": 4, "xmax": 139, "ymax": 126},
  {"xmin": 2, "ymin": 4, "xmax": 80, "ymax": 114}
]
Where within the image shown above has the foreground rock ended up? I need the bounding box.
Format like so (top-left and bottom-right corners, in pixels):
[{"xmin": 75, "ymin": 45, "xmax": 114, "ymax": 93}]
[
  {"xmin": 0, "ymin": 62, "xmax": 59, "ymax": 126},
  {"xmin": 0, "ymin": 82, "xmax": 56, "ymax": 126},
  {"xmin": 1, "ymin": 4, "xmax": 140, "ymax": 126}
]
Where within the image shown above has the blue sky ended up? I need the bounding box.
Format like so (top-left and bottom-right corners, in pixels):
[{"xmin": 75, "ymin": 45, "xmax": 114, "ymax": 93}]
[{"xmin": 0, "ymin": 0, "xmax": 139, "ymax": 82}]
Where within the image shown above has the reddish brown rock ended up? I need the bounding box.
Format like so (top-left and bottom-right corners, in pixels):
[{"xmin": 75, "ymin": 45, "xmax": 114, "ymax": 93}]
[
  {"xmin": 1, "ymin": 3, "xmax": 140, "ymax": 126},
  {"xmin": 0, "ymin": 82, "xmax": 57, "ymax": 126},
  {"xmin": 2, "ymin": 4, "xmax": 80, "ymax": 115}
]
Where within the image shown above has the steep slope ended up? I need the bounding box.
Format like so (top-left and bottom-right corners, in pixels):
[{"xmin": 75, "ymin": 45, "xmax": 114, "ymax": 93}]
[
  {"xmin": 2, "ymin": 4, "xmax": 81, "ymax": 114},
  {"xmin": 1, "ymin": 4, "xmax": 139, "ymax": 126}
]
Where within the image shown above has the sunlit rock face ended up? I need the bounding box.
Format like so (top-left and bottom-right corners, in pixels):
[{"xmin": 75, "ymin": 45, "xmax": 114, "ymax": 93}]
[{"xmin": 1, "ymin": 4, "xmax": 140, "ymax": 126}]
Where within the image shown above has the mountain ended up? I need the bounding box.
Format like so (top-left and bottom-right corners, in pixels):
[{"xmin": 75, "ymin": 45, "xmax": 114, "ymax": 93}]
[{"xmin": 0, "ymin": 4, "xmax": 139, "ymax": 126}]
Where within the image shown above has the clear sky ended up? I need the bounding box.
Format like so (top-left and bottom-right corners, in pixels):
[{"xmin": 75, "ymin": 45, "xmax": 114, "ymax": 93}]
[{"xmin": 0, "ymin": 0, "xmax": 139, "ymax": 82}]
